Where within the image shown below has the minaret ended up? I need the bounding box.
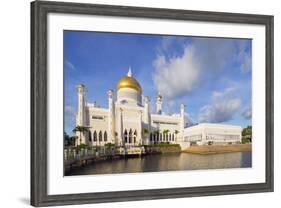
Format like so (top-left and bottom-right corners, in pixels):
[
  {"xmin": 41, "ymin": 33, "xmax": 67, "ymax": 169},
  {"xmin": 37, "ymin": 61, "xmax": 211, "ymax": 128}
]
[
  {"xmin": 156, "ymin": 94, "xmax": 162, "ymax": 114},
  {"xmin": 179, "ymin": 104, "xmax": 185, "ymax": 141},
  {"xmin": 107, "ymin": 90, "xmax": 115, "ymax": 144},
  {"xmin": 144, "ymin": 96, "xmax": 151, "ymax": 125},
  {"xmin": 143, "ymin": 96, "xmax": 151, "ymax": 145},
  {"xmin": 76, "ymin": 84, "xmax": 86, "ymax": 145}
]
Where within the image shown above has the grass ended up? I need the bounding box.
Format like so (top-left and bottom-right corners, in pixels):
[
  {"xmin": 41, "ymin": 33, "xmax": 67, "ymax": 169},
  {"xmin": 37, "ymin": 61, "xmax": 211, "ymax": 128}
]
[
  {"xmin": 144, "ymin": 143, "xmax": 180, "ymax": 148},
  {"xmin": 183, "ymin": 143, "xmax": 252, "ymax": 155}
]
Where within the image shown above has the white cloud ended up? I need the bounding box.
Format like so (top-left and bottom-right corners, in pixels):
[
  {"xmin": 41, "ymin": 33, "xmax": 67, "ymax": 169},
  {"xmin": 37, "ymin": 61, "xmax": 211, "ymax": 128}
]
[
  {"xmin": 65, "ymin": 105, "xmax": 76, "ymax": 117},
  {"xmin": 152, "ymin": 37, "xmax": 251, "ymax": 99},
  {"xmin": 236, "ymin": 41, "xmax": 252, "ymax": 73},
  {"xmin": 153, "ymin": 46, "xmax": 199, "ymax": 99},
  {"xmin": 65, "ymin": 60, "xmax": 76, "ymax": 71},
  {"xmin": 242, "ymin": 105, "xmax": 252, "ymax": 119},
  {"xmin": 157, "ymin": 36, "xmax": 177, "ymax": 53},
  {"xmin": 198, "ymin": 87, "xmax": 241, "ymax": 123}
]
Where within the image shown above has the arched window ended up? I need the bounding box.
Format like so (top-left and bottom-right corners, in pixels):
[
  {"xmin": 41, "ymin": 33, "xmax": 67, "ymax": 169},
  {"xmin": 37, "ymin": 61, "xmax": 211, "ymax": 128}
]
[
  {"xmin": 88, "ymin": 131, "xmax": 92, "ymax": 142},
  {"xmin": 169, "ymin": 133, "xmax": 171, "ymax": 141},
  {"xmin": 159, "ymin": 133, "xmax": 162, "ymax": 141},
  {"xmin": 172, "ymin": 134, "xmax": 174, "ymax": 141},
  {"xmin": 133, "ymin": 130, "xmax": 137, "ymax": 144},
  {"xmin": 150, "ymin": 133, "xmax": 153, "ymax": 141},
  {"xmin": 104, "ymin": 131, "xmax": 107, "ymax": 142},
  {"xmin": 99, "ymin": 131, "xmax": 102, "ymax": 141},
  {"xmin": 129, "ymin": 129, "xmax": 132, "ymax": 143},
  {"xmin": 124, "ymin": 129, "xmax": 128, "ymax": 143},
  {"xmin": 93, "ymin": 131, "xmax": 97, "ymax": 141}
]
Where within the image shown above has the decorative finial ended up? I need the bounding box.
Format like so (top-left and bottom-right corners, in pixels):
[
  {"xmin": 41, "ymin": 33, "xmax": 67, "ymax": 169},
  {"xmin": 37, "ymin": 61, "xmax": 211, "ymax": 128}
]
[
  {"xmin": 107, "ymin": 89, "xmax": 114, "ymax": 98},
  {"xmin": 127, "ymin": 66, "xmax": 132, "ymax": 77},
  {"xmin": 157, "ymin": 93, "xmax": 162, "ymax": 101}
]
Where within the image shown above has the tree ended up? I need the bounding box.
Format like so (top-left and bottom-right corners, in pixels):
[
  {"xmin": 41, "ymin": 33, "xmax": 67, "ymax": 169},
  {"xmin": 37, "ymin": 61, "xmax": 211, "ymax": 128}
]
[
  {"xmin": 72, "ymin": 126, "xmax": 89, "ymax": 146},
  {"xmin": 69, "ymin": 136, "xmax": 77, "ymax": 146},
  {"xmin": 163, "ymin": 129, "xmax": 169, "ymax": 134},
  {"xmin": 64, "ymin": 132, "xmax": 70, "ymax": 146},
  {"xmin": 242, "ymin": 125, "xmax": 252, "ymax": 143}
]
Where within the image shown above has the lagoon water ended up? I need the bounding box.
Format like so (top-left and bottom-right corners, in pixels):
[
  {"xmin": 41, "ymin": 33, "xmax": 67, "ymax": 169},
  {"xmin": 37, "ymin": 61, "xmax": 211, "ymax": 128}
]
[{"xmin": 66, "ymin": 152, "xmax": 252, "ymax": 176}]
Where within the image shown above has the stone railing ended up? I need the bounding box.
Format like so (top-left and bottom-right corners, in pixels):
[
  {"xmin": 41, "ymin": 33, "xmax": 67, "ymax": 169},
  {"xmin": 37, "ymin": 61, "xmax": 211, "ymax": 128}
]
[{"xmin": 64, "ymin": 147, "xmax": 115, "ymax": 161}]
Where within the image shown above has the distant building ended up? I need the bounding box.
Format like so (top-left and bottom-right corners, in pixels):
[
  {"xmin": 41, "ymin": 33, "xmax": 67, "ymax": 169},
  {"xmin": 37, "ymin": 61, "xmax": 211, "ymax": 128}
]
[
  {"xmin": 183, "ymin": 123, "xmax": 242, "ymax": 147},
  {"xmin": 75, "ymin": 67, "xmax": 241, "ymax": 149}
]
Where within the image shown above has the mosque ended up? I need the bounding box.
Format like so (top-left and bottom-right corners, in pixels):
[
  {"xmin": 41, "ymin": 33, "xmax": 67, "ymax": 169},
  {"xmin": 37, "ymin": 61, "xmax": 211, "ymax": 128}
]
[{"xmin": 75, "ymin": 68, "xmax": 242, "ymax": 149}]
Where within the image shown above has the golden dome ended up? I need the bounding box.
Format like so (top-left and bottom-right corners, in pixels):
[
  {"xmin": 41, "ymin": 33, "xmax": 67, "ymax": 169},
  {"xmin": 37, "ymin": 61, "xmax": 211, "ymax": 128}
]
[{"xmin": 117, "ymin": 76, "xmax": 142, "ymax": 93}]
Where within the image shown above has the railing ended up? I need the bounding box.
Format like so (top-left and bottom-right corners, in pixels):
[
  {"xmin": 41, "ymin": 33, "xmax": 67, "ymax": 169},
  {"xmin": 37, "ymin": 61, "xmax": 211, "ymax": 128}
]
[
  {"xmin": 64, "ymin": 146, "xmax": 145, "ymax": 162},
  {"xmin": 64, "ymin": 147, "xmax": 115, "ymax": 161}
]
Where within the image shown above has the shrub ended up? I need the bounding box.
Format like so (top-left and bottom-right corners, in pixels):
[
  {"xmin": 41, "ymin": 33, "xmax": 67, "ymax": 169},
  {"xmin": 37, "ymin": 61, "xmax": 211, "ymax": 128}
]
[
  {"xmin": 242, "ymin": 138, "xmax": 251, "ymax": 144},
  {"xmin": 105, "ymin": 143, "xmax": 115, "ymax": 148},
  {"xmin": 77, "ymin": 144, "xmax": 88, "ymax": 150}
]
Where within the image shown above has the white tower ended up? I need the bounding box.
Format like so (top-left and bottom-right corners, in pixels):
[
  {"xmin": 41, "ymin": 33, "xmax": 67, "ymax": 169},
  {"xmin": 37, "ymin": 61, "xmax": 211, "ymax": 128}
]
[
  {"xmin": 156, "ymin": 94, "xmax": 162, "ymax": 114},
  {"xmin": 143, "ymin": 96, "xmax": 151, "ymax": 145},
  {"xmin": 143, "ymin": 96, "xmax": 151, "ymax": 125},
  {"xmin": 107, "ymin": 90, "xmax": 115, "ymax": 144},
  {"xmin": 76, "ymin": 84, "xmax": 86, "ymax": 145}
]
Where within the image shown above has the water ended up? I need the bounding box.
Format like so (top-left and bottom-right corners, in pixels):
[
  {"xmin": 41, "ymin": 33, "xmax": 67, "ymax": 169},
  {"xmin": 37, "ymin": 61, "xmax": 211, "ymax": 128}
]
[{"xmin": 65, "ymin": 152, "xmax": 252, "ymax": 176}]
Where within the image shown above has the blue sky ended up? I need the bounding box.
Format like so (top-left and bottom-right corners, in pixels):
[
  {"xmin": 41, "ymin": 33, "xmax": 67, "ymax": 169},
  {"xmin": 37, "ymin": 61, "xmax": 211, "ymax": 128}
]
[{"xmin": 64, "ymin": 31, "xmax": 252, "ymax": 135}]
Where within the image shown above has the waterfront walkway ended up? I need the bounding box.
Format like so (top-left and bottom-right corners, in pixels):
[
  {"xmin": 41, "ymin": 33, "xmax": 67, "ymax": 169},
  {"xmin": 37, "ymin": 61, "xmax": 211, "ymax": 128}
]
[{"xmin": 64, "ymin": 146, "xmax": 145, "ymax": 170}]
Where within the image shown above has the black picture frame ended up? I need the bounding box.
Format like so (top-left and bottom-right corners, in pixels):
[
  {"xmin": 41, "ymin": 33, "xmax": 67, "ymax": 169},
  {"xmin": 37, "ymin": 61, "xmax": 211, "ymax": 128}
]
[{"xmin": 31, "ymin": 0, "xmax": 274, "ymax": 207}]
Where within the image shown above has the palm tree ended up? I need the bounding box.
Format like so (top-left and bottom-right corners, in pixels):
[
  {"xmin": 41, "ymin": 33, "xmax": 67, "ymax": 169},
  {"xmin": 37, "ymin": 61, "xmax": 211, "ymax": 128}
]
[
  {"xmin": 162, "ymin": 129, "xmax": 169, "ymax": 142},
  {"xmin": 72, "ymin": 126, "xmax": 89, "ymax": 146}
]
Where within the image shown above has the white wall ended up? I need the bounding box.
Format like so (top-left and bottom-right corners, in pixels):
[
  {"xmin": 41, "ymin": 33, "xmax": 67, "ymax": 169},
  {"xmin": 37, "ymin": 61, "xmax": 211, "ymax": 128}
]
[{"xmin": 0, "ymin": 0, "xmax": 279, "ymax": 208}]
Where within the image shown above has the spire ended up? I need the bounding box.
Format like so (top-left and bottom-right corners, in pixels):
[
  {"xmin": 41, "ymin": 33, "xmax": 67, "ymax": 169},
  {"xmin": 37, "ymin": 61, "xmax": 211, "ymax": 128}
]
[{"xmin": 127, "ymin": 66, "xmax": 132, "ymax": 77}]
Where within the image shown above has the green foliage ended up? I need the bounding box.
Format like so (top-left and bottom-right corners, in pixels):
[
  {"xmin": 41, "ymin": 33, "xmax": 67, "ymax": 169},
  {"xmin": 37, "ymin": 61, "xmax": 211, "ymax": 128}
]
[
  {"xmin": 242, "ymin": 125, "xmax": 252, "ymax": 143},
  {"xmin": 64, "ymin": 132, "xmax": 77, "ymax": 147},
  {"xmin": 77, "ymin": 144, "xmax": 88, "ymax": 150},
  {"xmin": 174, "ymin": 130, "xmax": 179, "ymax": 134},
  {"xmin": 104, "ymin": 143, "xmax": 115, "ymax": 148},
  {"xmin": 242, "ymin": 137, "xmax": 251, "ymax": 144},
  {"xmin": 163, "ymin": 129, "xmax": 170, "ymax": 134},
  {"xmin": 72, "ymin": 125, "xmax": 89, "ymax": 134},
  {"xmin": 142, "ymin": 128, "xmax": 149, "ymax": 135},
  {"xmin": 207, "ymin": 141, "xmax": 213, "ymax": 146},
  {"xmin": 144, "ymin": 143, "xmax": 180, "ymax": 148}
]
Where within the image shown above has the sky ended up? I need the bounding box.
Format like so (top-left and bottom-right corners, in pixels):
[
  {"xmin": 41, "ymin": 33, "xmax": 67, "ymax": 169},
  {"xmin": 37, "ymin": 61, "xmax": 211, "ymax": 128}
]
[{"xmin": 64, "ymin": 31, "xmax": 252, "ymax": 135}]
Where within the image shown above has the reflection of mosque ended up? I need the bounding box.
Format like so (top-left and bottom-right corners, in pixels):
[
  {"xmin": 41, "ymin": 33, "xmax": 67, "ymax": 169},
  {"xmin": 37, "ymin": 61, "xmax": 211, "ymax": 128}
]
[{"xmin": 75, "ymin": 68, "xmax": 242, "ymax": 149}]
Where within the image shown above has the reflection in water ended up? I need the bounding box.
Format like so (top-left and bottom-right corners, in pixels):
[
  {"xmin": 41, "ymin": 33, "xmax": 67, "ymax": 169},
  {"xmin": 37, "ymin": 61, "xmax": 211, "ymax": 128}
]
[{"xmin": 66, "ymin": 152, "xmax": 252, "ymax": 176}]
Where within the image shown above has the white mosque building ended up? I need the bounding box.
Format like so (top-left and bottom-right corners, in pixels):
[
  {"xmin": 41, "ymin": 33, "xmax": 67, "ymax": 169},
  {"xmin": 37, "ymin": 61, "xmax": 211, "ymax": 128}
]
[{"xmin": 75, "ymin": 68, "xmax": 242, "ymax": 149}]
